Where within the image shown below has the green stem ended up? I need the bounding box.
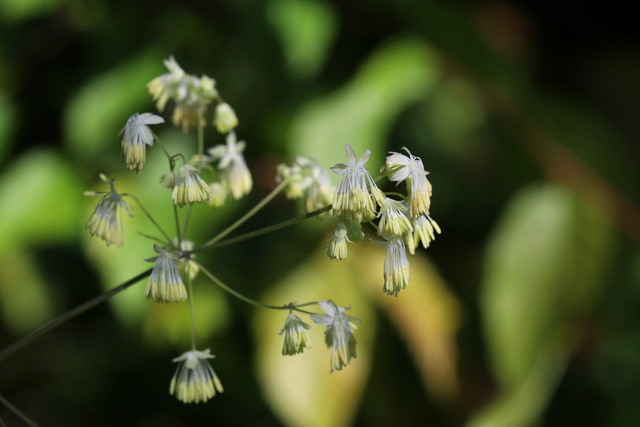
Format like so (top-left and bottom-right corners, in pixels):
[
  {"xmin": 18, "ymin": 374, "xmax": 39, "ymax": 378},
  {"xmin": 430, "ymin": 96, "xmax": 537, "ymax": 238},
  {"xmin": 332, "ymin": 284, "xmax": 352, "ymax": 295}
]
[
  {"xmin": 194, "ymin": 204, "xmax": 331, "ymax": 253},
  {"xmin": 151, "ymin": 131, "xmax": 173, "ymax": 165},
  {"xmin": 0, "ymin": 394, "xmax": 40, "ymax": 427},
  {"xmin": 197, "ymin": 106, "xmax": 205, "ymax": 156},
  {"xmin": 137, "ymin": 232, "xmax": 168, "ymax": 245},
  {"xmin": 187, "ymin": 274, "xmax": 197, "ymax": 351},
  {"xmin": 181, "ymin": 205, "xmax": 193, "ymax": 242},
  {"xmin": 0, "ymin": 269, "xmax": 152, "ymax": 363},
  {"xmin": 173, "ymin": 204, "xmax": 182, "ymax": 249},
  {"xmin": 198, "ymin": 179, "xmax": 291, "ymax": 250},
  {"xmin": 125, "ymin": 194, "xmax": 172, "ymax": 243},
  {"xmin": 196, "ymin": 262, "xmax": 285, "ymax": 310}
]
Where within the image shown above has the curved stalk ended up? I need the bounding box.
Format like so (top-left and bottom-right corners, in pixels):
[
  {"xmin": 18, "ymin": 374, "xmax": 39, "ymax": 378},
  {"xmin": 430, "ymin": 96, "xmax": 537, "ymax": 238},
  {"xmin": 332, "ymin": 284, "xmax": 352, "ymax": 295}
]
[
  {"xmin": 124, "ymin": 194, "xmax": 172, "ymax": 243},
  {"xmin": 0, "ymin": 394, "xmax": 40, "ymax": 427}
]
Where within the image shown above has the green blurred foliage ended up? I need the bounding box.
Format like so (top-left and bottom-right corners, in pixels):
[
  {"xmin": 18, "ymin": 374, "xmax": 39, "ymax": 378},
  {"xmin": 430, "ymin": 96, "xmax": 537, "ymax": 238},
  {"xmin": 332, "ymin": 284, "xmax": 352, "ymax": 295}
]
[{"xmin": 0, "ymin": 0, "xmax": 639, "ymax": 426}]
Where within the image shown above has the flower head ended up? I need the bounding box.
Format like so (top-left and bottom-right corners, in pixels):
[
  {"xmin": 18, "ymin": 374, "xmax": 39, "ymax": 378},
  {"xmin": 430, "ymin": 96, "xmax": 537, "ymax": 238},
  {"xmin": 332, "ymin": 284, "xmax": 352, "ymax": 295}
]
[
  {"xmin": 172, "ymin": 238, "xmax": 199, "ymax": 280},
  {"xmin": 413, "ymin": 215, "xmax": 441, "ymax": 249},
  {"xmin": 159, "ymin": 171, "xmax": 176, "ymax": 189},
  {"xmin": 277, "ymin": 156, "xmax": 334, "ymax": 214},
  {"xmin": 208, "ymin": 131, "xmax": 252, "ymax": 199},
  {"xmin": 206, "ymin": 182, "xmax": 227, "ymax": 208},
  {"xmin": 326, "ymin": 222, "xmax": 352, "ymax": 260},
  {"xmin": 311, "ymin": 300, "xmax": 359, "ymax": 372},
  {"xmin": 85, "ymin": 175, "xmax": 133, "ymax": 247},
  {"xmin": 377, "ymin": 197, "xmax": 413, "ymax": 238},
  {"xmin": 372, "ymin": 236, "xmax": 410, "ymax": 297},
  {"xmin": 145, "ymin": 244, "xmax": 187, "ymax": 303},
  {"xmin": 147, "ymin": 56, "xmax": 187, "ymax": 113},
  {"xmin": 121, "ymin": 113, "xmax": 164, "ymax": 173},
  {"xmin": 331, "ymin": 145, "xmax": 385, "ymax": 223},
  {"xmin": 385, "ymin": 147, "xmax": 432, "ymax": 219},
  {"xmin": 279, "ymin": 312, "xmax": 313, "ymax": 355},
  {"xmin": 172, "ymin": 164, "xmax": 211, "ymax": 207},
  {"xmin": 214, "ymin": 102, "xmax": 239, "ymax": 134},
  {"xmin": 170, "ymin": 348, "xmax": 223, "ymax": 404}
]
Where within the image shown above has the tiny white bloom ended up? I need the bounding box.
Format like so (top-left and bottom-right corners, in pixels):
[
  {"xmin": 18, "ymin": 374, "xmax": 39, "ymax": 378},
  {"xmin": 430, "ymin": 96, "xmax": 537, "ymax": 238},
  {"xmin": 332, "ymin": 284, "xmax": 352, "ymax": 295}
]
[
  {"xmin": 85, "ymin": 175, "xmax": 133, "ymax": 247},
  {"xmin": 279, "ymin": 312, "xmax": 313, "ymax": 355},
  {"xmin": 385, "ymin": 147, "xmax": 432, "ymax": 219},
  {"xmin": 276, "ymin": 162, "xmax": 306, "ymax": 199},
  {"xmin": 208, "ymin": 131, "xmax": 252, "ymax": 199},
  {"xmin": 147, "ymin": 56, "xmax": 187, "ymax": 113},
  {"xmin": 172, "ymin": 238, "xmax": 199, "ymax": 280},
  {"xmin": 170, "ymin": 348, "xmax": 223, "ymax": 404},
  {"xmin": 331, "ymin": 145, "xmax": 385, "ymax": 223},
  {"xmin": 214, "ymin": 102, "xmax": 239, "ymax": 134},
  {"xmin": 206, "ymin": 182, "xmax": 227, "ymax": 208},
  {"xmin": 372, "ymin": 236, "xmax": 410, "ymax": 297},
  {"xmin": 145, "ymin": 244, "xmax": 187, "ymax": 303},
  {"xmin": 159, "ymin": 171, "xmax": 176, "ymax": 189},
  {"xmin": 121, "ymin": 113, "xmax": 164, "ymax": 173},
  {"xmin": 297, "ymin": 156, "xmax": 334, "ymax": 214},
  {"xmin": 311, "ymin": 300, "xmax": 359, "ymax": 372},
  {"xmin": 326, "ymin": 222, "xmax": 352, "ymax": 260},
  {"xmin": 377, "ymin": 197, "xmax": 413, "ymax": 238},
  {"xmin": 172, "ymin": 164, "xmax": 211, "ymax": 207},
  {"xmin": 413, "ymin": 215, "xmax": 441, "ymax": 249}
]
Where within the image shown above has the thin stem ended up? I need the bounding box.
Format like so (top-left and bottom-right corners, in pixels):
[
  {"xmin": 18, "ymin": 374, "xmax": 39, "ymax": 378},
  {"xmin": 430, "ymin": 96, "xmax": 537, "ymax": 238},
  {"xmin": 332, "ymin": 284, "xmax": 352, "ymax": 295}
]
[
  {"xmin": 194, "ymin": 204, "xmax": 331, "ymax": 253},
  {"xmin": 137, "ymin": 232, "xmax": 168, "ymax": 245},
  {"xmin": 187, "ymin": 274, "xmax": 197, "ymax": 351},
  {"xmin": 0, "ymin": 269, "xmax": 152, "ymax": 363},
  {"xmin": 196, "ymin": 262, "xmax": 285, "ymax": 310},
  {"xmin": 173, "ymin": 204, "xmax": 182, "ymax": 249},
  {"xmin": 198, "ymin": 179, "xmax": 291, "ymax": 250},
  {"xmin": 197, "ymin": 106, "xmax": 205, "ymax": 156},
  {"xmin": 151, "ymin": 131, "xmax": 173, "ymax": 164},
  {"xmin": 181, "ymin": 205, "xmax": 193, "ymax": 242},
  {"xmin": 125, "ymin": 194, "xmax": 172, "ymax": 243},
  {"xmin": 0, "ymin": 394, "xmax": 40, "ymax": 427}
]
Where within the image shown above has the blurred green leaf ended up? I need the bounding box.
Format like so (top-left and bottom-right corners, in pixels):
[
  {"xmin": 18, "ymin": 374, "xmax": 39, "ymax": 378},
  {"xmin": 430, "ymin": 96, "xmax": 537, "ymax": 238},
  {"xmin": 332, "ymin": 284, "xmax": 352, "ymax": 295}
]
[
  {"xmin": 474, "ymin": 183, "xmax": 615, "ymax": 426},
  {"xmin": 290, "ymin": 38, "xmax": 441, "ymax": 169},
  {"xmin": 0, "ymin": 251, "xmax": 54, "ymax": 334},
  {"xmin": 0, "ymin": 149, "xmax": 82, "ymax": 251},
  {"xmin": 64, "ymin": 51, "xmax": 163, "ymax": 159},
  {"xmin": 254, "ymin": 241, "xmax": 375, "ymax": 427},
  {"xmin": 268, "ymin": 0, "xmax": 338, "ymax": 78},
  {"xmin": 0, "ymin": 0, "xmax": 65, "ymax": 22}
]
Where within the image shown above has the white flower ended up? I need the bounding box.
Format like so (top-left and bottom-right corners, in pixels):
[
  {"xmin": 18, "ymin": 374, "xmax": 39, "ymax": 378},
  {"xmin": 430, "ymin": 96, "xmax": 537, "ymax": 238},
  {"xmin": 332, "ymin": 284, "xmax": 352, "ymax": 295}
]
[
  {"xmin": 326, "ymin": 222, "xmax": 352, "ymax": 260},
  {"xmin": 331, "ymin": 145, "xmax": 385, "ymax": 223},
  {"xmin": 311, "ymin": 300, "xmax": 359, "ymax": 372},
  {"xmin": 276, "ymin": 162, "xmax": 306, "ymax": 199},
  {"xmin": 172, "ymin": 164, "xmax": 211, "ymax": 207},
  {"xmin": 413, "ymin": 215, "xmax": 441, "ymax": 249},
  {"xmin": 159, "ymin": 171, "xmax": 176, "ymax": 189},
  {"xmin": 279, "ymin": 313, "xmax": 313, "ymax": 355},
  {"xmin": 170, "ymin": 348, "xmax": 223, "ymax": 404},
  {"xmin": 372, "ymin": 236, "xmax": 410, "ymax": 297},
  {"xmin": 145, "ymin": 244, "xmax": 187, "ymax": 303},
  {"xmin": 121, "ymin": 113, "xmax": 164, "ymax": 173},
  {"xmin": 172, "ymin": 238, "xmax": 199, "ymax": 280},
  {"xmin": 377, "ymin": 197, "xmax": 413, "ymax": 238},
  {"xmin": 208, "ymin": 131, "xmax": 252, "ymax": 199},
  {"xmin": 385, "ymin": 147, "xmax": 432, "ymax": 219},
  {"xmin": 214, "ymin": 102, "xmax": 238, "ymax": 134},
  {"xmin": 147, "ymin": 57, "xmax": 218, "ymax": 132},
  {"xmin": 85, "ymin": 175, "xmax": 133, "ymax": 247},
  {"xmin": 206, "ymin": 182, "xmax": 227, "ymax": 208},
  {"xmin": 297, "ymin": 156, "xmax": 334, "ymax": 214}
]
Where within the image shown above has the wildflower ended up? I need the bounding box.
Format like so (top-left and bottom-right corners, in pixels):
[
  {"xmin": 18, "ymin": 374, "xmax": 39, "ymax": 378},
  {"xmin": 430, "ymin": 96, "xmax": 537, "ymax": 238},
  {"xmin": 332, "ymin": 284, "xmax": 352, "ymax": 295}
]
[
  {"xmin": 85, "ymin": 175, "xmax": 133, "ymax": 247},
  {"xmin": 172, "ymin": 164, "xmax": 211, "ymax": 207},
  {"xmin": 145, "ymin": 244, "xmax": 187, "ymax": 303},
  {"xmin": 172, "ymin": 238, "xmax": 199, "ymax": 280},
  {"xmin": 148, "ymin": 57, "xmax": 218, "ymax": 132},
  {"xmin": 347, "ymin": 221, "xmax": 365, "ymax": 243},
  {"xmin": 214, "ymin": 102, "xmax": 239, "ymax": 134},
  {"xmin": 385, "ymin": 147, "xmax": 432, "ymax": 219},
  {"xmin": 326, "ymin": 222, "xmax": 352, "ymax": 260},
  {"xmin": 208, "ymin": 131, "xmax": 252, "ymax": 199},
  {"xmin": 276, "ymin": 162, "xmax": 306, "ymax": 199},
  {"xmin": 331, "ymin": 145, "xmax": 385, "ymax": 223},
  {"xmin": 279, "ymin": 312, "xmax": 313, "ymax": 355},
  {"xmin": 311, "ymin": 300, "xmax": 359, "ymax": 372},
  {"xmin": 159, "ymin": 171, "xmax": 176, "ymax": 189},
  {"xmin": 170, "ymin": 348, "xmax": 223, "ymax": 404},
  {"xmin": 297, "ymin": 156, "xmax": 334, "ymax": 214},
  {"xmin": 121, "ymin": 113, "xmax": 164, "ymax": 173},
  {"xmin": 207, "ymin": 182, "xmax": 227, "ymax": 208},
  {"xmin": 413, "ymin": 215, "xmax": 441, "ymax": 249},
  {"xmin": 377, "ymin": 197, "xmax": 412, "ymax": 238},
  {"xmin": 372, "ymin": 236, "xmax": 410, "ymax": 297}
]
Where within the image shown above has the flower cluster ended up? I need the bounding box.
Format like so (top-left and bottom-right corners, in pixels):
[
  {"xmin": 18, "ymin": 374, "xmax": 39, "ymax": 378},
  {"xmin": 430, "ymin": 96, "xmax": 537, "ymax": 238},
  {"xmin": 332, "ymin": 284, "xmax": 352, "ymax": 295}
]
[{"xmin": 276, "ymin": 156, "xmax": 334, "ymax": 214}]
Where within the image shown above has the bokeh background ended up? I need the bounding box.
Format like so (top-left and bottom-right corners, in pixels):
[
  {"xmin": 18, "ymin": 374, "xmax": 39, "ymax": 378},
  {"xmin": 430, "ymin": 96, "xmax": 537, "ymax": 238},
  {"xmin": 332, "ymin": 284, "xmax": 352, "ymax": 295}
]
[{"xmin": 1, "ymin": 0, "xmax": 639, "ymax": 426}]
